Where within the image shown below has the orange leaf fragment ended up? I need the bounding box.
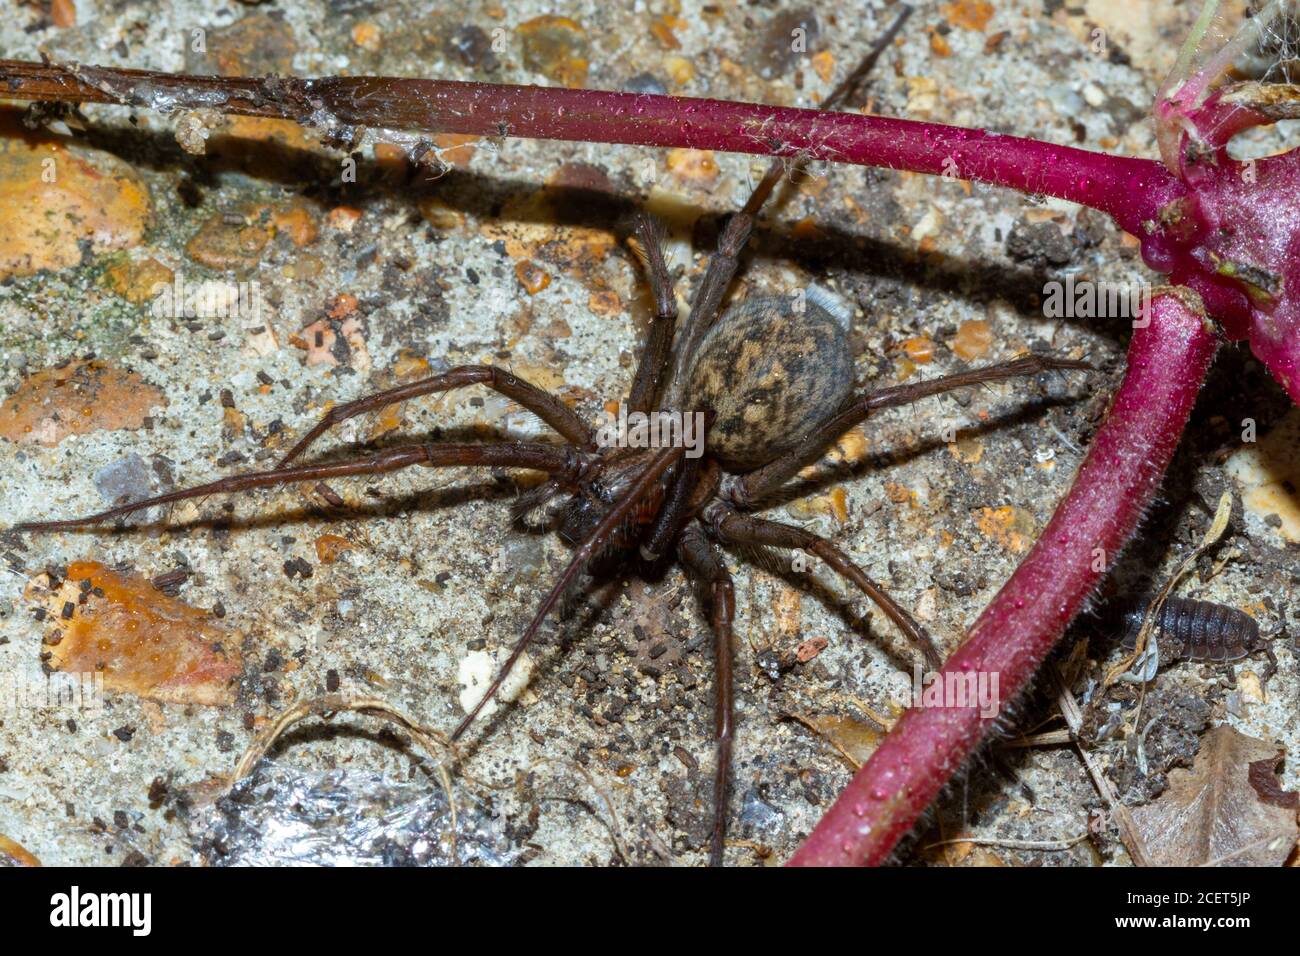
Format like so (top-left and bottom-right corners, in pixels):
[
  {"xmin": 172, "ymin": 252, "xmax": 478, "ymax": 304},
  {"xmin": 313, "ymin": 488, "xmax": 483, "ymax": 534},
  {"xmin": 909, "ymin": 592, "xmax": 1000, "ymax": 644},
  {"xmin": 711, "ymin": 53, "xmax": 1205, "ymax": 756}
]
[
  {"xmin": 315, "ymin": 534, "xmax": 356, "ymax": 564},
  {"xmin": 790, "ymin": 712, "xmax": 886, "ymax": 769},
  {"xmin": 0, "ymin": 834, "xmax": 40, "ymax": 867}
]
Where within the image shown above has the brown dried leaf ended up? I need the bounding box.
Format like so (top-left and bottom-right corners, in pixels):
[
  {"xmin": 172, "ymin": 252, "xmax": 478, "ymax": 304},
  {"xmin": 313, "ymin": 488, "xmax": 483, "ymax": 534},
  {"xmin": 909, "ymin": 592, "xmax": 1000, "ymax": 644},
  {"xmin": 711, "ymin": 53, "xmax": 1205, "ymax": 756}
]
[
  {"xmin": 789, "ymin": 712, "xmax": 886, "ymax": 769},
  {"xmin": 1130, "ymin": 725, "xmax": 1299, "ymax": 866}
]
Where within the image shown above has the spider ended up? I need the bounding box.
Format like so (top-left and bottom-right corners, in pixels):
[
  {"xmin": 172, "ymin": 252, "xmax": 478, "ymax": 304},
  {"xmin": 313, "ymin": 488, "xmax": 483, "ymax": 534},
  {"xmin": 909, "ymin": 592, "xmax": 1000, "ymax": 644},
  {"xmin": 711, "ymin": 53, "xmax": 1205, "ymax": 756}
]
[{"xmin": 14, "ymin": 30, "xmax": 1089, "ymax": 866}]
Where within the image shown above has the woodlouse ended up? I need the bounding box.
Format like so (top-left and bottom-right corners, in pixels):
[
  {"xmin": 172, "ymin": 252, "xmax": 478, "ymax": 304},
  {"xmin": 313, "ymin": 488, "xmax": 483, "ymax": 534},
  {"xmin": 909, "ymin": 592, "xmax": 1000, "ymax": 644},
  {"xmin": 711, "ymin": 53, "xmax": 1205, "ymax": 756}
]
[{"xmin": 1123, "ymin": 597, "xmax": 1277, "ymax": 680}]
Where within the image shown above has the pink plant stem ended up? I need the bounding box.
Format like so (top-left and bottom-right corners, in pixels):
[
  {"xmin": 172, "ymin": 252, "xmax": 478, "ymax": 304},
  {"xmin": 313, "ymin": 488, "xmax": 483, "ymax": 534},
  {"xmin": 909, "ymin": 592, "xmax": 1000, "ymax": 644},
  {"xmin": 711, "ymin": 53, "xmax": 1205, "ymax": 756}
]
[
  {"xmin": 0, "ymin": 60, "xmax": 1181, "ymax": 234},
  {"xmin": 312, "ymin": 77, "xmax": 1180, "ymax": 232},
  {"xmin": 788, "ymin": 288, "xmax": 1218, "ymax": 866}
]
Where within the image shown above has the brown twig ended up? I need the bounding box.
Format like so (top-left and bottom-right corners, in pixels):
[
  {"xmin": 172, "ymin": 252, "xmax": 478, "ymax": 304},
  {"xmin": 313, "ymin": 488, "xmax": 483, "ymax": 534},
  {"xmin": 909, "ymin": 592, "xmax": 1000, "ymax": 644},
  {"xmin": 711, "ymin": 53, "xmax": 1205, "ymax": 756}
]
[{"xmin": 1051, "ymin": 666, "xmax": 1152, "ymax": 867}]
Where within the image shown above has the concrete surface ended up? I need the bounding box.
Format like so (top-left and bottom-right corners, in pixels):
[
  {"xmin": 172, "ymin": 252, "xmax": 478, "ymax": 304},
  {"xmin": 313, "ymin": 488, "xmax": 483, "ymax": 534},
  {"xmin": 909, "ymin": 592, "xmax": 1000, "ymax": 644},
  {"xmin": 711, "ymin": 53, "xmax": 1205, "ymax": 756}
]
[{"xmin": 0, "ymin": 0, "xmax": 1296, "ymax": 866}]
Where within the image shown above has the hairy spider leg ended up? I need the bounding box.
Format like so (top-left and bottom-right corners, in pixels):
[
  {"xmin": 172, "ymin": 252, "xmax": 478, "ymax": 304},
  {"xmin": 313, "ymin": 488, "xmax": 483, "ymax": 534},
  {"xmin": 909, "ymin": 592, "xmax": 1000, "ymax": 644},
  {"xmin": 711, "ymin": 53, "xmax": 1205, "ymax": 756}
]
[
  {"xmin": 709, "ymin": 506, "xmax": 943, "ymax": 670},
  {"xmin": 678, "ymin": 524, "xmax": 736, "ymax": 867},
  {"xmin": 451, "ymin": 444, "xmax": 686, "ymax": 741},
  {"xmin": 729, "ymin": 355, "xmax": 1092, "ymax": 507},
  {"xmin": 278, "ymin": 365, "xmax": 595, "ymax": 467},
  {"xmin": 15, "ymin": 443, "xmax": 585, "ymax": 531}
]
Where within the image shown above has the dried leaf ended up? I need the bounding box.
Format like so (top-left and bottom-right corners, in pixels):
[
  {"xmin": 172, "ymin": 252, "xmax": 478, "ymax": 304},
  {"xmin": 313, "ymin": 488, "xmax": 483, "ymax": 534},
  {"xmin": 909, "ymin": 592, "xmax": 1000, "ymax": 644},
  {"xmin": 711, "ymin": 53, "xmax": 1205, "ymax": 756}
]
[
  {"xmin": 1130, "ymin": 725, "xmax": 1299, "ymax": 866},
  {"xmin": 789, "ymin": 712, "xmax": 886, "ymax": 769}
]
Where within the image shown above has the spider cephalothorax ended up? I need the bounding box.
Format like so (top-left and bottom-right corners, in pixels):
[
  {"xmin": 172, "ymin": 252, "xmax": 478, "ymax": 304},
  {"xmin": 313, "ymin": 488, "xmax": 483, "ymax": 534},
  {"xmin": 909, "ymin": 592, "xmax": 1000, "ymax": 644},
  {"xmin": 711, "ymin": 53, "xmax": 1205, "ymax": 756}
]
[{"xmin": 13, "ymin": 31, "xmax": 1090, "ymax": 866}]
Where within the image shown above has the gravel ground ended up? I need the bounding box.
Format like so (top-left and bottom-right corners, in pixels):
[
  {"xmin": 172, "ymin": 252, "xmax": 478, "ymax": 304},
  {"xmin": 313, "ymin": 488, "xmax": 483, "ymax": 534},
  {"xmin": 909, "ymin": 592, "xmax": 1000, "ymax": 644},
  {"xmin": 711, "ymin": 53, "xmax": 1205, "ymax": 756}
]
[{"xmin": 0, "ymin": 0, "xmax": 1296, "ymax": 867}]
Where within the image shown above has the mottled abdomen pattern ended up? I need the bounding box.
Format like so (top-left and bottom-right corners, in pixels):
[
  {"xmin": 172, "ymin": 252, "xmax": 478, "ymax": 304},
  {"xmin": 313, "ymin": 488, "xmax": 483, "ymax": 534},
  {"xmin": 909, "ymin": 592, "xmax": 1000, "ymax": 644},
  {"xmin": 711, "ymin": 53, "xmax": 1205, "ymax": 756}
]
[
  {"xmin": 684, "ymin": 296, "xmax": 854, "ymax": 472},
  {"xmin": 1123, "ymin": 598, "xmax": 1262, "ymax": 662}
]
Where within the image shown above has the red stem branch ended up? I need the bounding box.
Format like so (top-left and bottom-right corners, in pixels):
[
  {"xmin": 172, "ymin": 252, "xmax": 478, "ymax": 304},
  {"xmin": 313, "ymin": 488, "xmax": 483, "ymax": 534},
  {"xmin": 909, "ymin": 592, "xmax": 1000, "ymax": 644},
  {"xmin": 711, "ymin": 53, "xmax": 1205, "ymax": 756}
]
[
  {"xmin": 0, "ymin": 59, "xmax": 1180, "ymax": 235},
  {"xmin": 788, "ymin": 287, "xmax": 1219, "ymax": 866}
]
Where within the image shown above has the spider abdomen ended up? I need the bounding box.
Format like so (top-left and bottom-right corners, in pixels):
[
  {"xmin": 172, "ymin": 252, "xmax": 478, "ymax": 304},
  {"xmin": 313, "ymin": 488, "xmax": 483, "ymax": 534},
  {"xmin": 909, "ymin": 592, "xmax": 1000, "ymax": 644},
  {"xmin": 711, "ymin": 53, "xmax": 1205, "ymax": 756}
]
[{"xmin": 684, "ymin": 293, "xmax": 854, "ymax": 471}]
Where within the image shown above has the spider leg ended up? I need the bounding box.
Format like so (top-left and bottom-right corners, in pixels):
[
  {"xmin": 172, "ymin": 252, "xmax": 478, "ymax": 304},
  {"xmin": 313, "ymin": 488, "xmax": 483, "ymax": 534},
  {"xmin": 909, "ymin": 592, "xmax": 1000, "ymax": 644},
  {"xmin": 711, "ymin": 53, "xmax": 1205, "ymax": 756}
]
[
  {"xmin": 662, "ymin": 7, "xmax": 914, "ymax": 407},
  {"xmin": 738, "ymin": 3, "xmax": 914, "ymax": 218},
  {"xmin": 15, "ymin": 442, "xmax": 587, "ymax": 531},
  {"xmin": 627, "ymin": 213, "xmax": 679, "ymax": 414},
  {"xmin": 663, "ymin": 215, "xmax": 754, "ymax": 407},
  {"xmin": 451, "ymin": 444, "xmax": 685, "ymax": 741},
  {"xmin": 678, "ymin": 522, "xmax": 736, "ymax": 868},
  {"xmin": 729, "ymin": 354, "xmax": 1092, "ymax": 507},
  {"xmin": 706, "ymin": 504, "xmax": 943, "ymax": 670},
  {"xmin": 278, "ymin": 365, "xmax": 594, "ymax": 466},
  {"xmin": 638, "ymin": 417, "xmax": 721, "ymax": 562}
]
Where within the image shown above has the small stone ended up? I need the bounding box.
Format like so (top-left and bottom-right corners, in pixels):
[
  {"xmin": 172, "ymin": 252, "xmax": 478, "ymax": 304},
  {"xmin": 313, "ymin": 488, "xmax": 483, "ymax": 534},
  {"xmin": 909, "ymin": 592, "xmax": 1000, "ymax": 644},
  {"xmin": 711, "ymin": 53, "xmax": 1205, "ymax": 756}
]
[
  {"xmin": 1006, "ymin": 220, "xmax": 1074, "ymax": 267},
  {"xmin": 418, "ymin": 197, "xmax": 466, "ymax": 230},
  {"xmin": 951, "ymin": 319, "xmax": 994, "ymax": 360},
  {"xmin": 664, "ymin": 57, "xmax": 694, "ymax": 86},
  {"xmin": 102, "ymin": 257, "xmax": 174, "ymax": 305},
  {"xmin": 50, "ymin": 0, "xmax": 76, "ymax": 27},
  {"xmin": 282, "ymin": 558, "xmax": 314, "ymax": 580},
  {"xmin": 0, "ymin": 361, "xmax": 166, "ymax": 448},
  {"xmin": 796, "ymin": 637, "xmax": 828, "ymax": 662},
  {"xmin": 173, "ymin": 109, "xmax": 229, "ymax": 156},
  {"xmin": 326, "ymin": 206, "xmax": 363, "ymax": 232},
  {"xmin": 444, "ymin": 25, "xmax": 498, "ymax": 72},
  {"xmin": 974, "ymin": 505, "xmax": 1038, "ymax": 553},
  {"xmin": 666, "ymin": 149, "xmax": 719, "ymax": 187},
  {"xmin": 94, "ymin": 454, "xmax": 156, "ymax": 513},
  {"xmin": 1227, "ymin": 407, "xmax": 1300, "ymax": 544},
  {"xmin": 515, "ymin": 260, "xmax": 551, "ymax": 295},
  {"xmin": 624, "ymin": 72, "xmax": 667, "ymax": 95},
  {"xmin": 906, "ymin": 76, "xmax": 940, "ymax": 115},
  {"xmin": 811, "ymin": 49, "xmax": 835, "ymax": 83},
  {"xmin": 898, "ymin": 336, "xmax": 935, "ymax": 364},
  {"xmin": 588, "ymin": 289, "xmax": 621, "ymax": 315},
  {"xmin": 187, "ymin": 13, "xmax": 298, "ymax": 77},
  {"xmin": 351, "ymin": 21, "xmax": 383, "ymax": 52},
  {"xmin": 754, "ymin": 9, "xmax": 819, "ymax": 79},
  {"xmin": 314, "ymin": 534, "xmax": 355, "ymax": 564},
  {"xmin": 185, "ymin": 211, "xmax": 274, "ymax": 271},
  {"xmin": 943, "ymin": 0, "xmax": 994, "ymax": 32},
  {"xmin": 518, "ymin": 16, "xmax": 590, "ymax": 87}
]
